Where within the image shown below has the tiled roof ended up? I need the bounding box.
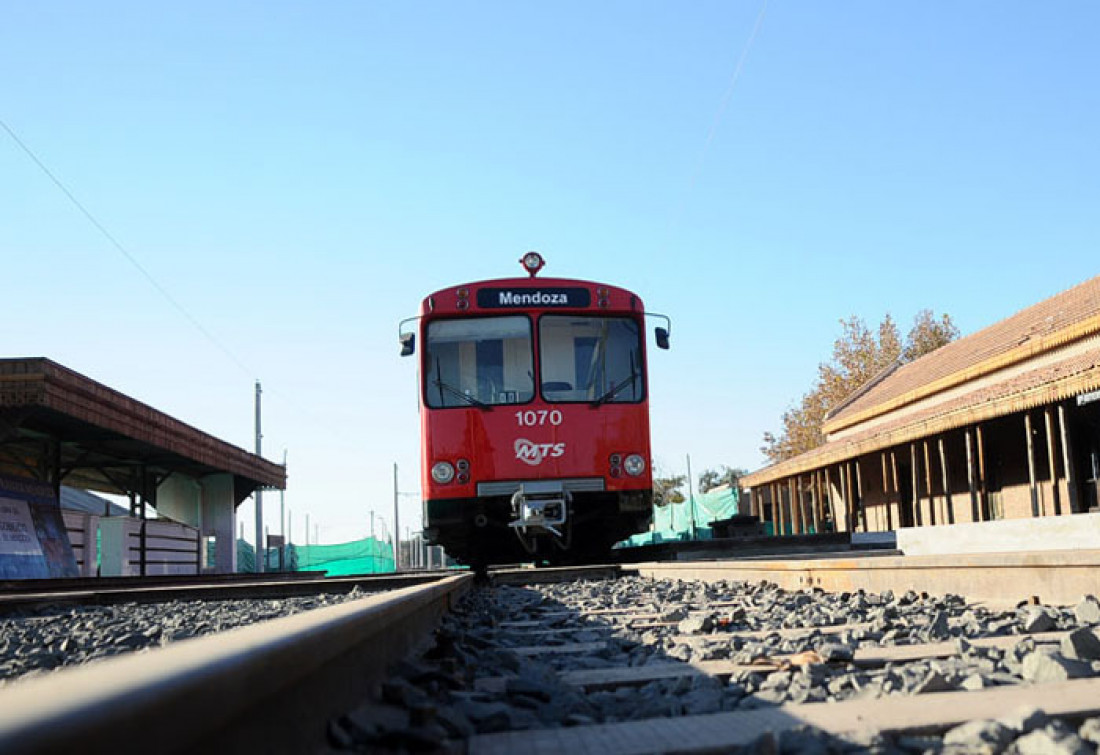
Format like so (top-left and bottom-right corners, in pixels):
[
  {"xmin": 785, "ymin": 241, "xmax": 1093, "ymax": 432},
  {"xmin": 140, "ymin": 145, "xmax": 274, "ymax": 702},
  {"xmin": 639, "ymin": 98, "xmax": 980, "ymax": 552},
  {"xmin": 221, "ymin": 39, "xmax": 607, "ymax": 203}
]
[
  {"xmin": 743, "ymin": 342, "xmax": 1100, "ymax": 487},
  {"xmin": 823, "ymin": 276, "xmax": 1100, "ymax": 435}
]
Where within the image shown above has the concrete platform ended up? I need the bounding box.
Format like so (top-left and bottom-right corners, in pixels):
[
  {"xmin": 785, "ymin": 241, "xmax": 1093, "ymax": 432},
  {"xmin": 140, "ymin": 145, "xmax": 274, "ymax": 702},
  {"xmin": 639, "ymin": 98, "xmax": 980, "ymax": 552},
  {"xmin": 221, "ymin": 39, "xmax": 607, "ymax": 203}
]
[
  {"xmin": 892, "ymin": 512, "xmax": 1100, "ymax": 555},
  {"xmin": 630, "ymin": 549, "xmax": 1100, "ymax": 606}
]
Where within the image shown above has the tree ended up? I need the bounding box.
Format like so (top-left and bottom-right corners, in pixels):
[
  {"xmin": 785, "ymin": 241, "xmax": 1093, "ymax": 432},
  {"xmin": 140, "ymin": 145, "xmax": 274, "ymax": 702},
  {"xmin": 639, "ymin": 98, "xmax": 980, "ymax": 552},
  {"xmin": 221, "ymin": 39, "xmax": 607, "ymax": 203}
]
[
  {"xmin": 761, "ymin": 310, "xmax": 959, "ymax": 464},
  {"xmin": 652, "ymin": 474, "xmax": 686, "ymax": 506},
  {"xmin": 697, "ymin": 465, "xmax": 748, "ymax": 493},
  {"xmin": 904, "ymin": 309, "xmax": 959, "ymax": 362}
]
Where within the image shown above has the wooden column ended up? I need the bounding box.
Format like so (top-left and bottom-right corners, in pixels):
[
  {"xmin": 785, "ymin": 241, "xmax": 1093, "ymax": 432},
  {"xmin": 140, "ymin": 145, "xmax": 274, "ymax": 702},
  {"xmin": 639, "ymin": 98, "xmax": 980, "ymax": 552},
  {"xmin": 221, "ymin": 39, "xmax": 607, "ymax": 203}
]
[
  {"xmin": 965, "ymin": 428, "xmax": 979, "ymax": 523},
  {"xmin": 1044, "ymin": 406, "xmax": 1062, "ymax": 516},
  {"xmin": 976, "ymin": 423, "xmax": 989, "ymax": 520},
  {"xmin": 770, "ymin": 483, "xmax": 778, "ymax": 531},
  {"xmin": 824, "ymin": 467, "xmax": 838, "ymax": 531},
  {"xmin": 937, "ymin": 436, "xmax": 955, "ymax": 525},
  {"xmin": 769, "ymin": 483, "xmax": 777, "ymax": 535},
  {"xmin": 890, "ymin": 450, "xmax": 901, "ymax": 528},
  {"xmin": 810, "ymin": 472, "xmax": 821, "ymax": 534},
  {"xmin": 923, "ymin": 440, "xmax": 936, "ymax": 526},
  {"xmin": 800, "ymin": 475, "xmax": 809, "ymax": 534},
  {"xmin": 854, "ymin": 460, "xmax": 866, "ymax": 532},
  {"xmin": 791, "ymin": 477, "xmax": 800, "ymax": 535},
  {"xmin": 1059, "ymin": 403, "xmax": 1081, "ymax": 514},
  {"xmin": 783, "ymin": 479, "xmax": 792, "ymax": 536},
  {"xmin": 1025, "ymin": 412, "xmax": 1040, "ymax": 517},
  {"xmin": 880, "ymin": 452, "xmax": 893, "ymax": 531},
  {"xmin": 798, "ymin": 476, "xmax": 809, "ymax": 534},
  {"xmin": 840, "ymin": 464, "xmax": 849, "ymax": 534},
  {"xmin": 776, "ymin": 481, "xmax": 786, "ymax": 536},
  {"xmin": 910, "ymin": 443, "xmax": 922, "ymax": 526},
  {"xmin": 849, "ymin": 462, "xmax": 858, "ymax": 532}
]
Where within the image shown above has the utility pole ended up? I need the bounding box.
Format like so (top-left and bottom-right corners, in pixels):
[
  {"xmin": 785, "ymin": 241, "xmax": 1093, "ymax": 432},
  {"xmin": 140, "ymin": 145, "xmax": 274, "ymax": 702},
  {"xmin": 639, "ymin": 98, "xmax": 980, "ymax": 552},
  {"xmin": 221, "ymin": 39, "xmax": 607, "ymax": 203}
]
[
  {"xmin": 280, "ymin": 449, "xmax": 287, "ymax": 540},
  {"xmin": 305, "ymin": 514, "xmax": 310, "ymax": 547},
  {"xmin": 254, "ymin": 381, "xmax": 264, "ymax": 573},
  {"xmin": 686, "ymin": 454, "xmax": 697, "ymax": 541},
  {"xmin": 393, "ymin": 463, "xmax": 401, "ymax": 572},
  {"xmin": 370, "ymin": 510, "xmax": 375, "ymax": 539}
]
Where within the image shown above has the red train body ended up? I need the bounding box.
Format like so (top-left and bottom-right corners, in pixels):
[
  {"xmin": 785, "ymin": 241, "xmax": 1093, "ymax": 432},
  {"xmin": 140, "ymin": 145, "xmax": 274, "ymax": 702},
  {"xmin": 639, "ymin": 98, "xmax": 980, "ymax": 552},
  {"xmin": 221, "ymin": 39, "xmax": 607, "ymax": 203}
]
[{"xmin": 400, "ymin": 253, "xmax": 669, "ymax": 567}]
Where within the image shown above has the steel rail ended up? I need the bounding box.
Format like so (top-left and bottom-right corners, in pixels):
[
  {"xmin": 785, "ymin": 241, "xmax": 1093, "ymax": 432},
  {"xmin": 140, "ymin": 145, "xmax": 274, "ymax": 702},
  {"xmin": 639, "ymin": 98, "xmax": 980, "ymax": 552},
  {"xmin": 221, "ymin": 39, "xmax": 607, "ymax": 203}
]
[
  {"xmin": 0, "ymin": 572, "xmax": 473, "ymax": 754},
  {"xmin": 0, "ymin": 570, "xmax": 457, "ymax": 612}
]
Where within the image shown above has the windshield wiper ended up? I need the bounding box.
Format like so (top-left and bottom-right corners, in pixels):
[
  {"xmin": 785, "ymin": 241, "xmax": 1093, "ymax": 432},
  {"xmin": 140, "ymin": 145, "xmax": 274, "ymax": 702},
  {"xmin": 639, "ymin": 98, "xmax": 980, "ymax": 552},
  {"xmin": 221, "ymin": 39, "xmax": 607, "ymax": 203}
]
[
  {"xmin": 591, "ymin": 350, "xmax": 640, "ymax": 407},
  {"xmin": 433, "ymin": 378, "xmax": 490, "ymax": 409},
  {"xmin": 590, "ymin": 371, "xmax": 638, "ymax": 407}
]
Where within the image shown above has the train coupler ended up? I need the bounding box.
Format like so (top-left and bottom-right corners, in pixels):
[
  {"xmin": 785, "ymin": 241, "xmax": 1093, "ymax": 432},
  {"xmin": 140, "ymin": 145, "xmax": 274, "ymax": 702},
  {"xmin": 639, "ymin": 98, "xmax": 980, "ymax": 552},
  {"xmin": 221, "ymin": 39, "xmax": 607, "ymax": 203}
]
[{"xmin": 509, "ymin": 481, "xmax": 570, "ymax": 537}]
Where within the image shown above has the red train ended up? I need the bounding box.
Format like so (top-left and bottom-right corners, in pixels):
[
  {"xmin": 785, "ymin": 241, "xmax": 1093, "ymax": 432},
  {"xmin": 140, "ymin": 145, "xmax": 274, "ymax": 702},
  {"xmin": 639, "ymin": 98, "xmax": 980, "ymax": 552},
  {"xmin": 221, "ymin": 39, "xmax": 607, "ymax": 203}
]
[{"xmin": 400, "ymin": 252, "xmax": 670, "ymax": 568}]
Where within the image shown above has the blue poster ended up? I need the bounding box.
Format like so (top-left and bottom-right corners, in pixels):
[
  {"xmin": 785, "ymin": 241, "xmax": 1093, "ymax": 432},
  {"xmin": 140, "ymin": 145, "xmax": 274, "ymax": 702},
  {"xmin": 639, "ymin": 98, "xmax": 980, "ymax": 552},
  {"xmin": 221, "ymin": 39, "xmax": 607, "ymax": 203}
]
[{"xmin": 0, "ymin": 475, "xmax": 79, "ymax": 579}]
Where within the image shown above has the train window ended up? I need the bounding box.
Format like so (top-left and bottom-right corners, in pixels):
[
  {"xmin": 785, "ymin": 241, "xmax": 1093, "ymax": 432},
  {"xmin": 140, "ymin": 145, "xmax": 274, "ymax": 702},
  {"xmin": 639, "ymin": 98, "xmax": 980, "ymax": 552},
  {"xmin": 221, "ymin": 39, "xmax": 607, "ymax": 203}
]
[
  {"xmin": 425, "ymin": 316, "xmax": 534, "ymax": 408},
  {"xmin": 539, "ymin": 316, "xmax": 643, "ymax": 404}
]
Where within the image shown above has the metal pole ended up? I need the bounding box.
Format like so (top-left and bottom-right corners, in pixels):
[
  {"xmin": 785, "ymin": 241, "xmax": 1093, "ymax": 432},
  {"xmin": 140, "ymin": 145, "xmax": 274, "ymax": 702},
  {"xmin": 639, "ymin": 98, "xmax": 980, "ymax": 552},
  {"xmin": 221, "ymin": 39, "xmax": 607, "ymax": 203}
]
[
  {"xmin": 280, "ymin": 449, "xmax": 286, "ymax": 539},
  {"xmin": 393, "ymin": 463, "xmax": 401, "ymax": 571},
  {"xmin": 254, "ymin": 380, "xmax": 264, "ymax": 573},
  {"xmin": 686, "ymin": 454, "xmax": 696, "ymax": 540},
  {"xmin": 305, "ymin": 514, "xmax": 310, "ymax": 547}
]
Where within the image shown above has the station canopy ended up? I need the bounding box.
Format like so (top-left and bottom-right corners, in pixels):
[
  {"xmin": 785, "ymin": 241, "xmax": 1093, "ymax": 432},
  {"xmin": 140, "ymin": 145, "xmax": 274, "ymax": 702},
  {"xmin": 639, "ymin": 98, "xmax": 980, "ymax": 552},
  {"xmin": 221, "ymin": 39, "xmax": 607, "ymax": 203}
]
[{"xmin": 0, "ymin": 358, "xmax": 284, "ymax": 504}]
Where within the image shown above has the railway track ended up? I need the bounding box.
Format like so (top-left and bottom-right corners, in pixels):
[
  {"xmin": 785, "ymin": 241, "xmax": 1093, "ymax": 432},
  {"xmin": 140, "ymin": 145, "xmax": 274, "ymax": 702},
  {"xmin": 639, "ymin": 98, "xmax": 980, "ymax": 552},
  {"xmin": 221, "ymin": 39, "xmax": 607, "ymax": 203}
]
[
  {"xmin": 0, "ymin": 551, "xmax": 1098, "ymax": 753},
  {"xmin": 0, "ymin": 573, "xmax": 472, "ymax": 753}
]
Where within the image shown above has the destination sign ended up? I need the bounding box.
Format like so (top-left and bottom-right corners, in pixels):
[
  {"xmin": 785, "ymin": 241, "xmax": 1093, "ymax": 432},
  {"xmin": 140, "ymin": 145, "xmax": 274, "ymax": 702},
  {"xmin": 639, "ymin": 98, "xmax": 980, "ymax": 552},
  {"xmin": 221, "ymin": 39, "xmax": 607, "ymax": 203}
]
[{"xmin": 477, "ymin": 287, "xmax": 591, "ymax": 309}]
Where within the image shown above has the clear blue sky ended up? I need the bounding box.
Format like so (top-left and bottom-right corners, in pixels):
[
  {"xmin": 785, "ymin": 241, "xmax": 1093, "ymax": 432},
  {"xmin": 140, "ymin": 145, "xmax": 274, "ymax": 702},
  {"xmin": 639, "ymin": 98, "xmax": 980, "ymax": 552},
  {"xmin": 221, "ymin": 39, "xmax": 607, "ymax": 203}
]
[{"xmin": 3, "ymin": 2, "xmax": 1098, "ymax": 546}]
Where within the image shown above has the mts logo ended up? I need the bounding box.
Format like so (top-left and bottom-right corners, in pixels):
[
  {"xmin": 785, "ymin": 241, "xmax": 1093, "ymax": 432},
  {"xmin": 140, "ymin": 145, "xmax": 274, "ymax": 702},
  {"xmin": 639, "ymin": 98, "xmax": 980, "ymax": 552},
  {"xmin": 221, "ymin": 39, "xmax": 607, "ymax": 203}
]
[{"xmin": 514, "ymin": 438, "xmax": 565, "ymax": 466}]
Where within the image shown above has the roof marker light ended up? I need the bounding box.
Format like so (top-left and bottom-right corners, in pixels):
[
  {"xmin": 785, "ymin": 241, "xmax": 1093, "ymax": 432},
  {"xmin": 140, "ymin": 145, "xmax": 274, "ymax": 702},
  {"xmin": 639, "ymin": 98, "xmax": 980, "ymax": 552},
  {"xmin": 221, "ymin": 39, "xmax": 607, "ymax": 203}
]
[{"xmin": 520, "ymin": 251, "xmax": 545, "ymax": 277}]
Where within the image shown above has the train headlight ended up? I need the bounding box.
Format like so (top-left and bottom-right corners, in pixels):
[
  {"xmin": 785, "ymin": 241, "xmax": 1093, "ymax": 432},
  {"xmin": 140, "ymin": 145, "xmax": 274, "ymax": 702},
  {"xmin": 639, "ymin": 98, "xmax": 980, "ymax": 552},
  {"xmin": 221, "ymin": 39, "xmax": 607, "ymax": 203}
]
[
  {"xmin": 623, "ymin": 454, "xmax": 646, "ymax": 476},
  {"xmin": 431, "ymin": 461, "xmax": 455, "ymax": 484},
  {"xmin": 520, "ymin": 251, "xmax": 545, "ymax": 277}
]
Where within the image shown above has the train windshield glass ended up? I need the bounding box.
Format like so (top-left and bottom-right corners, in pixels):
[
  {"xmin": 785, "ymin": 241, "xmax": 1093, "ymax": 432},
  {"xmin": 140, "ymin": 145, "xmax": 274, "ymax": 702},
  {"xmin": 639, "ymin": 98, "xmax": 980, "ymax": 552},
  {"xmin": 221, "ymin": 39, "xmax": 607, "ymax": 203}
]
[
  {"xmin": 425, "ymin": 316, "xmax": 535, "ymax": 407},
  {"xmin": 538, "ymin": 316, "xmax": 643, "ymax": 403}
]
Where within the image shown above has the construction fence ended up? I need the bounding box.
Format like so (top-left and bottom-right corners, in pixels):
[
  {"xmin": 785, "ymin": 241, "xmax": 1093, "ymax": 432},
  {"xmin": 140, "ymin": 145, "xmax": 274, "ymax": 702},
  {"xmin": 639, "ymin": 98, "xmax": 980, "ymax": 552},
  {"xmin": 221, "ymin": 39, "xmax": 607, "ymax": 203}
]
[{"xmin": 233, "ymin": 536, "xmax": 396, "ymax": 575}]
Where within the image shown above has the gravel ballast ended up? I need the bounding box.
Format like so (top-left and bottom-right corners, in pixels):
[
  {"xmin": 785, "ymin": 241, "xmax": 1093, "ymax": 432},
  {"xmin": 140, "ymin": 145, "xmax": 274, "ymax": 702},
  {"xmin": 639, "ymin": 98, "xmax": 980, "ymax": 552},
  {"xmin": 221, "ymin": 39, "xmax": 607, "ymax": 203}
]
[
  {"xmin": 0, "ymin": 588, "xmax": 372, "ymax": 686},
  {"xmin": 328, "ymin": 577, "xmax": 1100, "ymax": 753}
]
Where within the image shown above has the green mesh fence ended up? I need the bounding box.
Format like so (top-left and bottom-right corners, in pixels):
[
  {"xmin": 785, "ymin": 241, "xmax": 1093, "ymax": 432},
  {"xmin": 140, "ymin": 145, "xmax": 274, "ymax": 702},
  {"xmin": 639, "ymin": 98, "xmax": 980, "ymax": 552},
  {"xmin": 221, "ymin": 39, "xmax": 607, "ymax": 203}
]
[
  {"xmin": 228, "ymin": 537, "xmax": 395, "ymax": 575},
  {"xmin": 618, "ymin": 486, "xmax": 742, "ymax": 547}
]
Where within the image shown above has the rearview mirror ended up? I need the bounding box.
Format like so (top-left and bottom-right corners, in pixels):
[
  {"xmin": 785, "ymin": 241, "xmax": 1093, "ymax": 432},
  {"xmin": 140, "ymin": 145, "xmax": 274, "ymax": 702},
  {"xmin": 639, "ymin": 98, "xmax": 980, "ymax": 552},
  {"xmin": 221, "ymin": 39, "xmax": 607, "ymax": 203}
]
[
  {"xmin": 655, "ymin": 327, "xmax": 670, "ymax": 350},
  {"xmin": 399, "ymin": 332, "xmax": 416, "ymax": 357}
]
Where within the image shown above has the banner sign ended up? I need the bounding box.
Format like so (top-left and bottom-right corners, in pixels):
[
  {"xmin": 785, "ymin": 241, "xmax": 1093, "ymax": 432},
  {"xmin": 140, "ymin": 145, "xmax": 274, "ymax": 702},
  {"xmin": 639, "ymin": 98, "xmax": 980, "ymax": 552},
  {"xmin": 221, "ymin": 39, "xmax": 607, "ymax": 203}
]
[
  {"xmin": 476, "ymin": 287, "xmax": 591, "ymax": 309},
  {"xmin": 0, "ymin": 475, "xmax": 79, "ymax": 579},
  {"xmin": 1078, "ymin": 389, "xmax": 1100, "ymax": 407},
  {"xmin": 0, "ymin": 499, "xmax": 43, "ymax": 557}
]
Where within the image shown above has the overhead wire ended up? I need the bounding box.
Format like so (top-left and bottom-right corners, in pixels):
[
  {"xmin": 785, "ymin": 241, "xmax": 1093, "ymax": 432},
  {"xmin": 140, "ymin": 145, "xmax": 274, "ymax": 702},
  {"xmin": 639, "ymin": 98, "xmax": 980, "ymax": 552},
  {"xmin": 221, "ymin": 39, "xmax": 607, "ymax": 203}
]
[
  {"xmin": 665, "ymin": 0, "xmax": 770, "ymax": 240},
  {"xmin": 0, "ymin": 116, "xmax": 255, "ymax": 379}
]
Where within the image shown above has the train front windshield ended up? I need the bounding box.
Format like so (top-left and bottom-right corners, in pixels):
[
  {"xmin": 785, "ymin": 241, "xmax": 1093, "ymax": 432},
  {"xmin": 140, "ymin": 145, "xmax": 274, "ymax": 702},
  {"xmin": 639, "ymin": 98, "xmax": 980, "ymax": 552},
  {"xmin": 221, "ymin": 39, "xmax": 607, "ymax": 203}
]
[
  {"xmin": 538, "ymin": 316, "xmax": 642, "ymax": 403},
  {"xmin": 424, "ymin": 314, "xmax": 643, "ymax": 407},
  {"xmin": 426, "ymin": 316, "xmax": 535, "ymax": 407}
]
